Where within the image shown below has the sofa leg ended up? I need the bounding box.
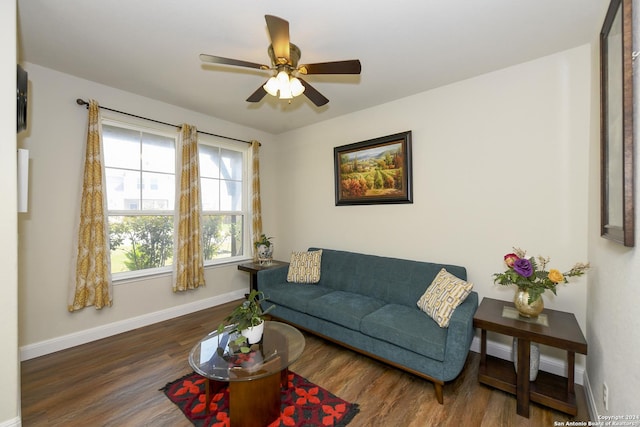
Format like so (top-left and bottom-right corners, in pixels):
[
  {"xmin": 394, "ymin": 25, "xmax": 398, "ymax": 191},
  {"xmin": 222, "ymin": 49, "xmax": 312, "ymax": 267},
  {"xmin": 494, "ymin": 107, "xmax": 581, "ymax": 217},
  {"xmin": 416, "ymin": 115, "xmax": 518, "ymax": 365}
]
[{"xmin": 434, "ymin": 382, "xmax": 444, "ymax": 404}]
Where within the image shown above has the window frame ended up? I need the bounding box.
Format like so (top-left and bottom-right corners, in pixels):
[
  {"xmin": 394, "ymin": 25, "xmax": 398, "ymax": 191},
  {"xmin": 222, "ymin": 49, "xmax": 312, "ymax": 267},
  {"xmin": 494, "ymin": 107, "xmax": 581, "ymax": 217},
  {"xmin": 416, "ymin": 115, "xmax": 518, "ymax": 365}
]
[
  {"xmin": 197, "ymin": 134, "xmax": 251, "ymax": 267},
  {"xmin": 101, "ymin": 115, "xmax": 251, "ymax": 283}
]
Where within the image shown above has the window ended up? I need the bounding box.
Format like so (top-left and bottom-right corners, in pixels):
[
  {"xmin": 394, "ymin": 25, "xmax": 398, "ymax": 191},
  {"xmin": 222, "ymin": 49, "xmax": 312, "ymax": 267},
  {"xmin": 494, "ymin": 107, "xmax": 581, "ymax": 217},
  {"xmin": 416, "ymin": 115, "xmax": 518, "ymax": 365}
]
[
  {"xmin": 199, "ymin": 140, "xmax": 246, "ymax": 263},
  {"xmin": 102, "ymin": 119, "xmax": 248, "ymax": 279}
]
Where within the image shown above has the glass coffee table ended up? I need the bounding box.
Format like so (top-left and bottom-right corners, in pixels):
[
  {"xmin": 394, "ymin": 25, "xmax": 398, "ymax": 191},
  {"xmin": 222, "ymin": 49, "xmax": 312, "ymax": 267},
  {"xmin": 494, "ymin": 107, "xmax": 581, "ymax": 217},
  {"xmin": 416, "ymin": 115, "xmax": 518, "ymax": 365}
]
[{"xmin": 189, "ymin": 321, "xmax": 305, "ymax": 426}]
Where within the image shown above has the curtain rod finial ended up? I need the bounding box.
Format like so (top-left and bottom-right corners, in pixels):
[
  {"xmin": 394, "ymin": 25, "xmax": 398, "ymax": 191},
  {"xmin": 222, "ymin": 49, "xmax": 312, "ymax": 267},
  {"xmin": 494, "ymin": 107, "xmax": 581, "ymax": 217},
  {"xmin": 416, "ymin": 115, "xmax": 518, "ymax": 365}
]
[{"xmin": 76, "ymin": 98, "xmax": 88, "ymax": 106}]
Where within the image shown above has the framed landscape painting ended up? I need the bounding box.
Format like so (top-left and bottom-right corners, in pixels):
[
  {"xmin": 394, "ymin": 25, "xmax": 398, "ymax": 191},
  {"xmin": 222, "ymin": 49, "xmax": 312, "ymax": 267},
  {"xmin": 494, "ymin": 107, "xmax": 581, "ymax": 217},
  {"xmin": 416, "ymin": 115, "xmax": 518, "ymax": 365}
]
[{"xmin": 334, "ymin": 131, "xmax": 413, "ymax": 206}]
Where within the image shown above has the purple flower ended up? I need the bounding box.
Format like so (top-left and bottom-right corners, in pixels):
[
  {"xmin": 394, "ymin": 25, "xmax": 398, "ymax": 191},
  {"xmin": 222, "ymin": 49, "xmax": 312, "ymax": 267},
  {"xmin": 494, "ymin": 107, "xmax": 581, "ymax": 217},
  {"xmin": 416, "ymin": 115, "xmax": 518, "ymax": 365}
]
[{"xmin": 513, "ymin": 258, "xmax": 533, "ymax": 277}]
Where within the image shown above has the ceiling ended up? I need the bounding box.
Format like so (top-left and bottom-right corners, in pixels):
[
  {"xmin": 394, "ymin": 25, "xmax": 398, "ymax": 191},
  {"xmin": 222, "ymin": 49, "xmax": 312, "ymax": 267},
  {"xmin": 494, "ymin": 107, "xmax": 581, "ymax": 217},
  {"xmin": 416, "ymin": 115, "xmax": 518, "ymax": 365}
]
[{"xmin": 17, "ymin": 0, "xmax": 607, "ymax": 135}]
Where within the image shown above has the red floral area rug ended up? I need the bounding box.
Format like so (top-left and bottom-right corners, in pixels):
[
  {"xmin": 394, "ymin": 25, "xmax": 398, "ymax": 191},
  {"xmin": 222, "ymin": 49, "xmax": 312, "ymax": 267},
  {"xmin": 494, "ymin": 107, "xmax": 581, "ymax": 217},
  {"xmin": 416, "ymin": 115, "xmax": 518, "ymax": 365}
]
[{"xmin": 161, "ymin": 371, "xmax": 360, "ymax": 427}]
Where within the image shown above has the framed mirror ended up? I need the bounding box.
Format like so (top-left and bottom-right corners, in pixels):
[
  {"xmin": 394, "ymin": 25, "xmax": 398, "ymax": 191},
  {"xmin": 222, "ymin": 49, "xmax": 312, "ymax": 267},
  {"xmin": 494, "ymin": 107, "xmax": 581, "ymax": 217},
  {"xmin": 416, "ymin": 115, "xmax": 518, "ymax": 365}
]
[{"xmin": 600, "ymin": 0, "xmax": 634, "ymax": 247}]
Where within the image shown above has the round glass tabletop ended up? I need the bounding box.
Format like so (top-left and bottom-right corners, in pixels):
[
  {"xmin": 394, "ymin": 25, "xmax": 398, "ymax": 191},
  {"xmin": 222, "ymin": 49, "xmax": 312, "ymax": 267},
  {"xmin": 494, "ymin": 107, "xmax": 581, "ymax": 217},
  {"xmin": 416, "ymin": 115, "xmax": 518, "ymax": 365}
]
[{"xmin": 189, "ymin": 321, "xmax": 305, "ymax": 382}]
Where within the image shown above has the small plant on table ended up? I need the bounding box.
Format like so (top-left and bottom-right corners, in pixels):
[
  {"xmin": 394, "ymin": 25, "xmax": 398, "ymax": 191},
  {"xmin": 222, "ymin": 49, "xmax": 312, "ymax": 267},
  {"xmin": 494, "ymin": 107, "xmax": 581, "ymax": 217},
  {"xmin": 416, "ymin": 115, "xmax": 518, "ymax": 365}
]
[{"xmin": 217, "ymin": 290, "xmax": 273, "ymax": 353}]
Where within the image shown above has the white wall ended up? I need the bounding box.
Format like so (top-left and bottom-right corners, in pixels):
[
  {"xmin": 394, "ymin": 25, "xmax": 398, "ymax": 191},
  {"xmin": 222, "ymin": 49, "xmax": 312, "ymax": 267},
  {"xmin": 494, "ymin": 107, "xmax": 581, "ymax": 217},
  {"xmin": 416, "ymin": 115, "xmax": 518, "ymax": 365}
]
[
  {"xmin": 1, "ymin": 1, "xmax": 19, "ymax": 425},
  {"xmin": 586, "ymin": 0, "xmax": 640, "ymax": 417},
  {"xmin": 17, "ymin": 63, "xmax": 275, "ymax": 357},
  {"xmin": 265, "ymin": 45, "xmax": 592, "ymax": 367}
]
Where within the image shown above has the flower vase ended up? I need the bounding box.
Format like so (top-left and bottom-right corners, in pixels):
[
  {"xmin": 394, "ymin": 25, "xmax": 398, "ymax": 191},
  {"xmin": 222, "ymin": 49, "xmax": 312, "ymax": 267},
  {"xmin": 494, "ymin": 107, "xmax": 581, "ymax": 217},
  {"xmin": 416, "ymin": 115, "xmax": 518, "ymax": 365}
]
[
  {"xmin": 256, "ymin": 244, "xmax": 273, "ymax": 265},
  {"xmin": 513, "ymin": 289, "xmax": 544, "ymax": 318},
  {"xmin": 512, "ymin": 338, "xmax": 540, "ymax": 381}
]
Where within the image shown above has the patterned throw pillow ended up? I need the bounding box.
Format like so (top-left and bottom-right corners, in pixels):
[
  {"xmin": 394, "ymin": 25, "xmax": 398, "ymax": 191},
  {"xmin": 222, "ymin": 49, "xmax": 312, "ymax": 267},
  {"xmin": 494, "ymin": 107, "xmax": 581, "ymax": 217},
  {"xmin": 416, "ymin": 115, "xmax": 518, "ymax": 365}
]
[
  {"xmin": 287, "ymin": 250, "xmax": 323, "ymax": 283},
  {"xmin": 417, "ymin": 268, "xmax": 473, "ymax": 328}
]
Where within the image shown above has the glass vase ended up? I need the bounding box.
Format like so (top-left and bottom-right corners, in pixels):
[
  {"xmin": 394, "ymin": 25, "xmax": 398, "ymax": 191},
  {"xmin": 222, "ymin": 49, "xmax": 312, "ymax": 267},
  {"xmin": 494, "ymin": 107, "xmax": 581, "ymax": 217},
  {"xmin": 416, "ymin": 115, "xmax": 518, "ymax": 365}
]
[{"xmin": 513, "ymin": 289, "xmax": 544, "ymax": 318}]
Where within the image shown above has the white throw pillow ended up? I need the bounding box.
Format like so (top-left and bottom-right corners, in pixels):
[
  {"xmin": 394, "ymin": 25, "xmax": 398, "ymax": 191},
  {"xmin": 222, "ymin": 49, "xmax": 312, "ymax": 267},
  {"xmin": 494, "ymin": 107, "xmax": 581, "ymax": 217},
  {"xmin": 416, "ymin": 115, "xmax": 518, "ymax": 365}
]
[
  {"xmin": 417, "ymin": 268, "xmax": 473, "ymax": 328},
  {"xmin": 287, "ymin": 250, "xmax": 323, "ymax": 283}
]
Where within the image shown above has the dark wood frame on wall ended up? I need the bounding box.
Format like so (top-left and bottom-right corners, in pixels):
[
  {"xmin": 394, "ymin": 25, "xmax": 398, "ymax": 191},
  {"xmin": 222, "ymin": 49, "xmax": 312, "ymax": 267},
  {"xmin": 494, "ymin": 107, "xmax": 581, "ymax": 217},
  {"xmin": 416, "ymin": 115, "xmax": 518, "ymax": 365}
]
[
  {"xmin": 600, "ymin": 0, "xmax": 635, "ymax": 247},
  {"xmin": 334, "ymin": 131, "xmax": 413, "ymax": 206}
]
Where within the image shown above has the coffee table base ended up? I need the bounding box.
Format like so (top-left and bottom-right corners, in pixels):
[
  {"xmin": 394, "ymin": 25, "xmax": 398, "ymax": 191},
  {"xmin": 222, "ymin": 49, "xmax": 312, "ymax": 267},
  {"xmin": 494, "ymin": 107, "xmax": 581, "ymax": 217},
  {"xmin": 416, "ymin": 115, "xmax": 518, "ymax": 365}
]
[
  {"xmin": 230, "ymin": 371, "xmax": 281, "ymax": 427},
  {"xmin": 206, "ymin": 370, "xmax": 286, "ymax": 427}
]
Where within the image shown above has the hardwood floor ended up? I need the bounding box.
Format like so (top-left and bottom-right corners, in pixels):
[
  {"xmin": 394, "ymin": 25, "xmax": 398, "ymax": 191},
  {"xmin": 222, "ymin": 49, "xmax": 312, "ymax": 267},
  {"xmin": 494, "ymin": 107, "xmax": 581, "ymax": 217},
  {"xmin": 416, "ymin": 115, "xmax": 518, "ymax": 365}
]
[{"xmin": 21, "ymin": 301, "xmax": 590, "ymax": 426}]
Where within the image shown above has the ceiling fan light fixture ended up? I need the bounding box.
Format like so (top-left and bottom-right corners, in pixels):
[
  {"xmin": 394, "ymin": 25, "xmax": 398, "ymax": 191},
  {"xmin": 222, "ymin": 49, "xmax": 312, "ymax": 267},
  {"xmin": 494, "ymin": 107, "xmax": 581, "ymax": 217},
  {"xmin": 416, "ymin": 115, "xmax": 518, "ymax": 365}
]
[
  {"xmin": 264, "ymin": 70, "xmax": 303, "ymax": 100},
  {"xmin": 279, "ymin": 84, "xmax": 293, "ymax": 99},
  {"xmin": 201, "ymin": 14, "xmax": 362, "ymax": 106},
  {"xmin": 276, "ymin": 70, "xmax": 289, "ymax": 87},
  {"xmin": 289, "ymin": 77, "xmax": 305, "ymax": 97},
  {"xmin": 263, "ymin": 76, "xmax": 279, "ymax": 96}
]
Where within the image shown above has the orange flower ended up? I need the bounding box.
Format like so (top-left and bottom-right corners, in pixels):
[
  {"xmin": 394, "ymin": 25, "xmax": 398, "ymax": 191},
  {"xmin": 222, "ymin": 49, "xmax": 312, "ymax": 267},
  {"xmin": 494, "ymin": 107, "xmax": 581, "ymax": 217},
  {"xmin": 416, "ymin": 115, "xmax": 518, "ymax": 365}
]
[{"xmin": 548, "ymin": 269, "xmax": 564, "ymax": 283}]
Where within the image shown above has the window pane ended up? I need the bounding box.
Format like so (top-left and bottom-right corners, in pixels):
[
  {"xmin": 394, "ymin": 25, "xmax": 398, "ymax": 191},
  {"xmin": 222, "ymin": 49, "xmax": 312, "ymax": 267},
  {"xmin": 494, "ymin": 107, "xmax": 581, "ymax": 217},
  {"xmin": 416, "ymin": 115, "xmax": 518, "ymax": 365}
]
[
  {"xmin": 103, "ymin": 125, "xmax": 140, "ymax": 170},
  {"xmin": 199, "ymin": 145, "xmax": 220, "ymax": 179},
  {"xmin": 202, "ymin": 214, "xmax": 243, "ymax": 260},
  {"xmin": 199, "ymin": 145, "xmax": 243, "ymax": 211},
  {"xmin": 106, "ymin": 168, "xmax": 141, "ymax": 210},
  {"xmin": 142, "ymin": 133, "xmax": 175, "ymax": 173},
  {"xmin": 220, "ymin": 148, "xmax": 243, "ymax": 180},
  {"xmin": 220, "ymin": 180, "xmax": 242, "ymax": 211},
  {"xmin": 201, "ymin": 177, "xmax": 220, "ymax": 210},
  {"xmin": 108, "ymin": 215, "xmax": 174, "ymax": 273},
  {"xmin": 141, "ymin": 172, "xmax": 175, "ymax": 210}
]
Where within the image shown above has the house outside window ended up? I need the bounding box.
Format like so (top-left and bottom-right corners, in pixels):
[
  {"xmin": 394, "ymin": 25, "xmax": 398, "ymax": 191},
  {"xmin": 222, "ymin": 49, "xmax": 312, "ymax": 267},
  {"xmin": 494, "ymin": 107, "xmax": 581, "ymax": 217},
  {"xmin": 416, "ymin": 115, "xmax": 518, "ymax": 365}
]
[{"xmin": 102, "ymin": 119, "xmax": 248, "ymax": 280}]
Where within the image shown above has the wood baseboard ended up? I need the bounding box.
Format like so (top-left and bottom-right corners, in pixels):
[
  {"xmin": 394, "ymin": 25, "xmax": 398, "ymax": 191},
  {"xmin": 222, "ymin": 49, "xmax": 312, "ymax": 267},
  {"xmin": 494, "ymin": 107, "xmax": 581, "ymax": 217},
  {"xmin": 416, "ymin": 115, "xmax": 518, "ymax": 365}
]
[{"xmin": 20, "ymin": 289, "xmax": 246, "ymax": 361}]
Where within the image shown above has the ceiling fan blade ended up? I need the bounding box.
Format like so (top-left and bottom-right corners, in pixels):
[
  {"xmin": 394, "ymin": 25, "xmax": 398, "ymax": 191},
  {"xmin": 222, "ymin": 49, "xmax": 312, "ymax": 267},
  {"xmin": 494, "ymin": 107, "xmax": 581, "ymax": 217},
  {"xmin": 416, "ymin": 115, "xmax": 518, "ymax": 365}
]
[
  {"xmin": 246, "ymin": 83, "xmax": 268, "ymax": 103},
  {"xmin": 265, "ymin": 15, "xmax": 290, "ymax": 63},
  {"xmin": 298, "ymin": 60, "xmax": 362, "ymax": 75},
  {"xmin": 299, "ymin": 79, "xmax": 329, "ymax": 107},
  {"xmin": 200, "ymin": 54, "xmax": 268, "ymax": 70}
]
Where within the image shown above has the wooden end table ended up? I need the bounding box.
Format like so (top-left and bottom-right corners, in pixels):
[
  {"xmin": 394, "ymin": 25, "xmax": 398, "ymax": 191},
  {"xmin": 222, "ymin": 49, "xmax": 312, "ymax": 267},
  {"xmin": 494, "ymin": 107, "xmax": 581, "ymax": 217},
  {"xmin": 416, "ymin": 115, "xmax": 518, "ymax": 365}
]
[
  {"xmin": 473, "ymin": 297, "xmax": 587, "ymax": 418},
  {"xmin": 238, "ymin": 260, "xmax": 288, "ymax": 292}
]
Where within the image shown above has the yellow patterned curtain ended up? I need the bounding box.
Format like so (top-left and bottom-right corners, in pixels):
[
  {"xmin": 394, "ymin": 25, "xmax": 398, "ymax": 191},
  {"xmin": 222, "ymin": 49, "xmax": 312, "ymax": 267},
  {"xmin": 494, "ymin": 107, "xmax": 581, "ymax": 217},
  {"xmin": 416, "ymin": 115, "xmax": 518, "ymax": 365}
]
[
  {"xmin": 68, "ymin": 100, "xmax": 112, "ymax": 311},
  {"xmin": 173, "ymin": 124, "xmax": 205, "ymax": 292},
  {"xmin": 251, "ymin": 141, "xmax": 263, "ymax": 260}
]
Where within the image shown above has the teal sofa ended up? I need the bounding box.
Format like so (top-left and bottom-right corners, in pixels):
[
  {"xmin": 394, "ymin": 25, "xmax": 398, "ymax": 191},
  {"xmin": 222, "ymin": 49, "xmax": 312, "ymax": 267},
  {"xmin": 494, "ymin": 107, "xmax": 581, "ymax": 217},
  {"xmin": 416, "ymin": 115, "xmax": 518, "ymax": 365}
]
[{"xmin": 258, "ymin": 248, "xmax": 478, "ymax": 403}]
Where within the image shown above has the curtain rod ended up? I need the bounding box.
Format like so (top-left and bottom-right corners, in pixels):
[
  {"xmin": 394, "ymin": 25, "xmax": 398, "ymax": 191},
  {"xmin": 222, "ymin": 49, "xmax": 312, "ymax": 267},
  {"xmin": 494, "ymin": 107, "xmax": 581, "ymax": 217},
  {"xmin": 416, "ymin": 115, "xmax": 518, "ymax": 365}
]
[{"xmin": 76, "ymin": 98, "xmax": 253, "ymax": 145}]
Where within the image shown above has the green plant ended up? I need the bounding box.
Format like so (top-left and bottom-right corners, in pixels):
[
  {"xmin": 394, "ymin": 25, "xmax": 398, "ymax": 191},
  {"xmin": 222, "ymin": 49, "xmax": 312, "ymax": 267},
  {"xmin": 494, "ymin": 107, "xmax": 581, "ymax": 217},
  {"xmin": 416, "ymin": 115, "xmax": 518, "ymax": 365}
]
[
  {"xmin": 254, "ymin": 234, "xmax": 273, "ymax": 249},
  {"xmin": 493, "ymin": 247, "xmax": 589, "ymax": 304},
  {"xmin": 217, "ymin": 290, "xmax": 274, "ymax": 353}
]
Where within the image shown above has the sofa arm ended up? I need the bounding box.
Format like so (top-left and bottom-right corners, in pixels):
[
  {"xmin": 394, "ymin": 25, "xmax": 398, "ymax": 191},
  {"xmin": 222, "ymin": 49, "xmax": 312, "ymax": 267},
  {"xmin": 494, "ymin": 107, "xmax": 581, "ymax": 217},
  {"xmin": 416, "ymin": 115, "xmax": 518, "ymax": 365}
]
[
  {"xmin": 442, "ymin": 291, "xmax": 479, "ymax": 381},
  {"xmin": 257, "ymin": 264, "xmax": 290, "ymax": 287}
]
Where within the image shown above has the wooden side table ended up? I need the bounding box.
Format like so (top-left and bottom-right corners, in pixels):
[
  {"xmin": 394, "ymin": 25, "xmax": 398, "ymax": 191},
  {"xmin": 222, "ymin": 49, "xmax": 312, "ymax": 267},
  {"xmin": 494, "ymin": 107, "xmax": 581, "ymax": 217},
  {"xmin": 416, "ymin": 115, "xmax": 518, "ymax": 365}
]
[
  {"xmin": 237, "ymin": 260, "xmax": 289, "ymax": 292},
  {"xmin": 473, "ymin": 297, "xmax": 587, "ymax": 418}
]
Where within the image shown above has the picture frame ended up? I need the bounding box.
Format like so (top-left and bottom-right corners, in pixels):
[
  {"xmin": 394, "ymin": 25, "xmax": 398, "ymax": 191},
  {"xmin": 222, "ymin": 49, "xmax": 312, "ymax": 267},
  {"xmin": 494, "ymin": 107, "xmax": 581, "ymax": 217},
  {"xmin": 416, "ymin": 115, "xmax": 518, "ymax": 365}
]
[
  {"xmin": 334, "ymin": 131, "xmax": 412, "ymax": 206},
  {"xmin": 600, "ymin": 0, "xmax": 635, "ymax": 247}
]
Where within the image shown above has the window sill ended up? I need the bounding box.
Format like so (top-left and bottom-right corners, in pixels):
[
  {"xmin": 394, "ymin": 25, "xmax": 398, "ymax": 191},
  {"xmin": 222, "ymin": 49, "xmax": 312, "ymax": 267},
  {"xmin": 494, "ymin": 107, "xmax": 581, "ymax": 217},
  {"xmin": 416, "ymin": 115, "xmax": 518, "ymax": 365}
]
[{"xmin": 112, "ymin": 257, "xmax": 254, "ymax": 286}]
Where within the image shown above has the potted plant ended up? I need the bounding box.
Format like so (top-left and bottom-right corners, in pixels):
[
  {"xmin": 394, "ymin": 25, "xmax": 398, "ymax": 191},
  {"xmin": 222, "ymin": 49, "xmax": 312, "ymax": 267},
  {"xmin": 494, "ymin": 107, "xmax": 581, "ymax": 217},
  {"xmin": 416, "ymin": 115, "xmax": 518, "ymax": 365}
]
[
  {"xmin": 217, "ymin": 290, "xmax": 274, "ymax": 353},
  {"xmin": 254, "ymin": 234, "xmax": 274, "ymax": 265}
]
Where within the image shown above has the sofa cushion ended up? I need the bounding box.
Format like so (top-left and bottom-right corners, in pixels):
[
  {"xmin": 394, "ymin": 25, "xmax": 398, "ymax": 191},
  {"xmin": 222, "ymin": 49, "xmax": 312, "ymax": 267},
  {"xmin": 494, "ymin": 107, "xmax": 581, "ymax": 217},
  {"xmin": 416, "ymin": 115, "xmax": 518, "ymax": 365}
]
[
  {"xmin": 287, "ymin": 250, "xmax": 323, "ymax": 283},
  {"xmin": 262, "ymin": 282, "xmax": 333, "ymax": 313},
  {"xmin": 361, "ymin": 304, "xmax": 447, "ymax": 362},
  {"xmin": 417, "ymin": 268, "xmax": 473, "ymax": 328},
  {"xmin": 306, "ymin": 291, "xmax": 386, "ymax": 331}
]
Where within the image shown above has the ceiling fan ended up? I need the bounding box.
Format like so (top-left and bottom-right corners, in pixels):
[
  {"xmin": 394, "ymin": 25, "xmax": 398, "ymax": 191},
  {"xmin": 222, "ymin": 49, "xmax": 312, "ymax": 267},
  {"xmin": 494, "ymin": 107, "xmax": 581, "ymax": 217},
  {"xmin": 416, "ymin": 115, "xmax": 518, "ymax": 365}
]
[{"xmin": 200, "ymin": 15, "xmax": 362, "ymax": 107}]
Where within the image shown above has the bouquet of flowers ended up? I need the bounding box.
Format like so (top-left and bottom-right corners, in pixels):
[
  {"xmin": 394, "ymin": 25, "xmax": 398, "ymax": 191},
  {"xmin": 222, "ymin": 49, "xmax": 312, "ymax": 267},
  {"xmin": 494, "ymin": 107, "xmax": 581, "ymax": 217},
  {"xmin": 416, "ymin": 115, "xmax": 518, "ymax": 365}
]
[{"xmin": 493, "ymin": 247, "xmax": 589, "ymax": 304}]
